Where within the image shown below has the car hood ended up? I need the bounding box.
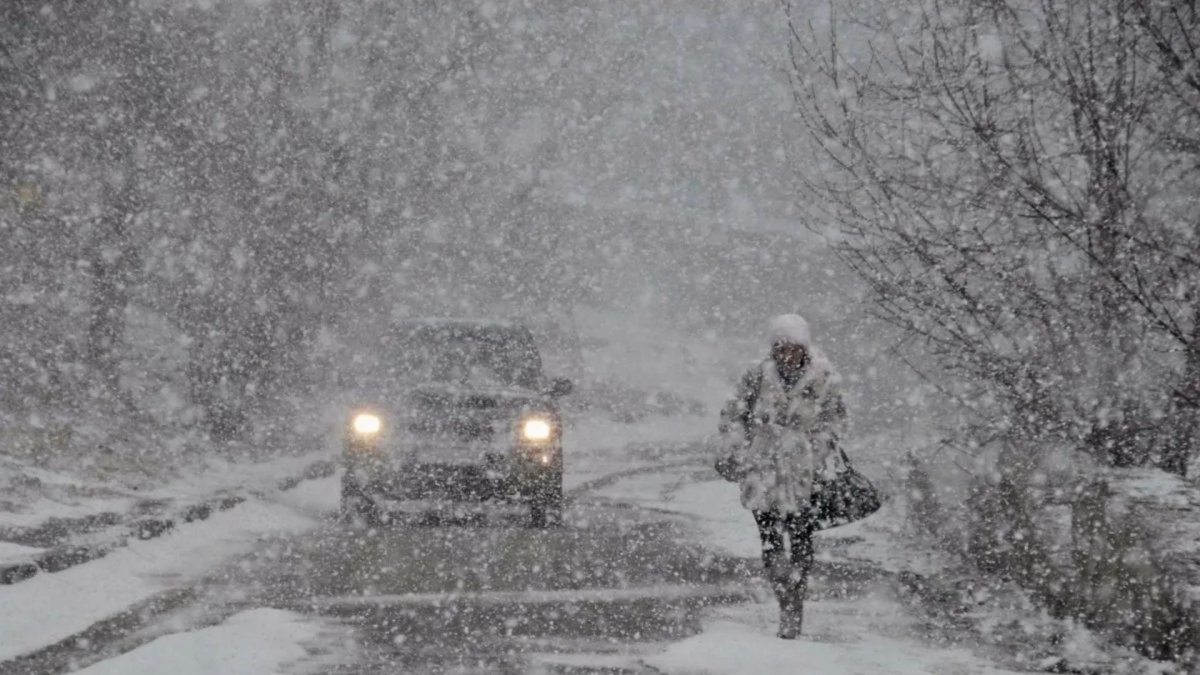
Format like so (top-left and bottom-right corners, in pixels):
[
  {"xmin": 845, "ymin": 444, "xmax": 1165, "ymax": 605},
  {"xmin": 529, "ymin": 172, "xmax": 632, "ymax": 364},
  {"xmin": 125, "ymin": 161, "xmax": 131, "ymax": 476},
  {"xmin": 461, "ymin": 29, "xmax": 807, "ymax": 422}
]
[
  {"xmin": 376, "ymin": 383, "xmax": 552, "ymax": 442},
  {"xmin": 405, "ymin": 383, "xmax": 547, "ymax": 410}
]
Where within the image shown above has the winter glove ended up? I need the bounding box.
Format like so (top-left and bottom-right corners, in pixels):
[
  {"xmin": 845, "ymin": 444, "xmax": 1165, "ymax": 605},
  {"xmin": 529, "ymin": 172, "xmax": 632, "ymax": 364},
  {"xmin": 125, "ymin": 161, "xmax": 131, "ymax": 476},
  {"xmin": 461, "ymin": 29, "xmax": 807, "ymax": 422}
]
[{"xmin": 714, "ymin": 454, "xmax": 745, "ymax": 482}]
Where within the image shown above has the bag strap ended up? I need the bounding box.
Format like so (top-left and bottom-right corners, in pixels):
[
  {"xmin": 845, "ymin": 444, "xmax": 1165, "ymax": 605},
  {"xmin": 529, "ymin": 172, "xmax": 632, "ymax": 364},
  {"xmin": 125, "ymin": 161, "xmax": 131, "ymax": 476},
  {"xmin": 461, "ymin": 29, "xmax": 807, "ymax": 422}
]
[
  {"xmin": 742, "ymin": 361, "xmax": 766, "ymax": 426},
  {"xmin": 835, "ymin": 448, "xmax": 879, "ymax": 492}
]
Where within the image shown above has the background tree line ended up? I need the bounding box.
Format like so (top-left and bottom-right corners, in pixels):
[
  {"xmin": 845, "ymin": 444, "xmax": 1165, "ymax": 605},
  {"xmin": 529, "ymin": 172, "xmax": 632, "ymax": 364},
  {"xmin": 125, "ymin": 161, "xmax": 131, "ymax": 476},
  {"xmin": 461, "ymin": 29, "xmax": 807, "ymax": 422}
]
[
  {"xmin": 4, "ymin": 0, "xmax": 858, "ymax": 467},
  {"xmin": 1, "ymin": 0, "xmax": 547, "ymax": 454}
]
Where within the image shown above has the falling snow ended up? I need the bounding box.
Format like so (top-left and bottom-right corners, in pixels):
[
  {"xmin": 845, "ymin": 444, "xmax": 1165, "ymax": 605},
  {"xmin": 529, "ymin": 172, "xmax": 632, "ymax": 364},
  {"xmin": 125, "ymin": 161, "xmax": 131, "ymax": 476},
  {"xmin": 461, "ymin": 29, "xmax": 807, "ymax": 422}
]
[{"xmin": 2, "ymin": 1, "xmax": 1198, "ymax": 673}]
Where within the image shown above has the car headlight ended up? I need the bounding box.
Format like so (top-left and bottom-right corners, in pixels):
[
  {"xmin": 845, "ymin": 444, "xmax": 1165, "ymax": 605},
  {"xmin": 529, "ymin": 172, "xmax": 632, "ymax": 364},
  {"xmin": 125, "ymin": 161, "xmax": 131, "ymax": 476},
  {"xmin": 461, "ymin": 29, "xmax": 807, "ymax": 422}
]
[
  {"xmin": 351, "ymin": 412, "xmax": 382, "ymax": 436},
  {"xmin": 520, "ymin": 417, "xmax": 553, "ymax": 442}
]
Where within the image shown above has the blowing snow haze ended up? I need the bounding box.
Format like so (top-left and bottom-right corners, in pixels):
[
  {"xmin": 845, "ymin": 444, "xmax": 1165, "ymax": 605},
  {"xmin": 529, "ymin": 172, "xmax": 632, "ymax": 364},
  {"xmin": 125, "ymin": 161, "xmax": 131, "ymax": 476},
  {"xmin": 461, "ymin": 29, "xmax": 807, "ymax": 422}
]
[
  {"xmin": 4, "ymin": 0, "xmax": 1199, "ymax": 673},
  {"xmin": 2, "ymin": 0, "xmax": 902, "ymax": 446}
]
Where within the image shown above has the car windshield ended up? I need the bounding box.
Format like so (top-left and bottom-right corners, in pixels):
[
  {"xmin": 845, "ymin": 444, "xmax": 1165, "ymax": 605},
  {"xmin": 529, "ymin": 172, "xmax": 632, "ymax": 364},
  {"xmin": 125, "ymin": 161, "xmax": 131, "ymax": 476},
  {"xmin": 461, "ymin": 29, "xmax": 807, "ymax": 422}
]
[{"xmin": 380, "ymin": 323, "xmax": 543, "ymax": 390}]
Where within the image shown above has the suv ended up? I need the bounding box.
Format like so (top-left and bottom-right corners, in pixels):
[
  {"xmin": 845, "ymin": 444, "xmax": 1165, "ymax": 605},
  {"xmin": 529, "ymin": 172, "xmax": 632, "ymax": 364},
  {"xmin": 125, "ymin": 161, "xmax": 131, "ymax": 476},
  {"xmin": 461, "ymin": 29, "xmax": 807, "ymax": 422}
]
[{"xmin": 340, "ymin": 319, "xmax": 572, "ymax": 527}]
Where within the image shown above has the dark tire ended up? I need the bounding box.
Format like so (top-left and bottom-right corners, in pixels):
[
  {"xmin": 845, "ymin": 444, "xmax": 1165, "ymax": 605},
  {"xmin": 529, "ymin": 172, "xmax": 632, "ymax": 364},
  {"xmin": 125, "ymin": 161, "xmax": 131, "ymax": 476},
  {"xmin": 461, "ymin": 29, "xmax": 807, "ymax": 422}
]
[{"xmin": 529, "ymin": 472, "xmax": 564, "ymax": 528}]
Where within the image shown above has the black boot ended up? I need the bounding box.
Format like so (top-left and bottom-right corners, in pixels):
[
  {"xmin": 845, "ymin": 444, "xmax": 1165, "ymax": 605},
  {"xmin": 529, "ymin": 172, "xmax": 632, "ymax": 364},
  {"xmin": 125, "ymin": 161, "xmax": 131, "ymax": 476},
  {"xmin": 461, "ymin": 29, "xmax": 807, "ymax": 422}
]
[
  {"xmin": 769, "ymin": 565, "xmax": 801, "ymax": 639},
  {"xmin": 778, "ymin": 594, "xmax": 803, "ymax": 639},
  {"xmin": 776, "ymin": 567, "xmax": 805, "ymax": 639}
]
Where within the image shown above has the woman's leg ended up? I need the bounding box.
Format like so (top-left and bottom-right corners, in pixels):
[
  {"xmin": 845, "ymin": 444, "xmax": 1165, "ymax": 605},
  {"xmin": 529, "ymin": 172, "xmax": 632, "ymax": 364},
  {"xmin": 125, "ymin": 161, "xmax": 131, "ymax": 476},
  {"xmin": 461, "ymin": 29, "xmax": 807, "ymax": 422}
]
[
  {"xmin": 757, "ymin": 509, "xmax": 806, "ymax": 638},
  {"xmin": 752, "ymin": 509, "xmax": 785, "ymax": 571},
  {"xmin": 778, "ymin": 510, "xmax": 817, "ymax": 638},
  {"xmin": 785, "ymin": 510, "xmax": 816, "ymax": 578}
]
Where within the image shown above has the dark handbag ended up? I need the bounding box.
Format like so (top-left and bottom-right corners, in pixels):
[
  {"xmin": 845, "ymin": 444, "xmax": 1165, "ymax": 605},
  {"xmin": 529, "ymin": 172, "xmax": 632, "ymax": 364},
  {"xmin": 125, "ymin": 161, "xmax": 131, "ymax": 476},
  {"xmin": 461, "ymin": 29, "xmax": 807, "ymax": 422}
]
[{"xmin": 810, "ymin": 449, "xmax": 883, "ymax": 529}]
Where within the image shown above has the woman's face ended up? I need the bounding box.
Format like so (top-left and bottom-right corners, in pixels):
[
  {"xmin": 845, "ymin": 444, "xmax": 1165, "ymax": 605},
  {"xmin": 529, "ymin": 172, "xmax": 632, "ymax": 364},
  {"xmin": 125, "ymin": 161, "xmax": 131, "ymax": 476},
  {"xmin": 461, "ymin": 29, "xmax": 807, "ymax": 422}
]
[{"xmin": 771, "ymin": 341, "xmax": 810, "ymax": 372}]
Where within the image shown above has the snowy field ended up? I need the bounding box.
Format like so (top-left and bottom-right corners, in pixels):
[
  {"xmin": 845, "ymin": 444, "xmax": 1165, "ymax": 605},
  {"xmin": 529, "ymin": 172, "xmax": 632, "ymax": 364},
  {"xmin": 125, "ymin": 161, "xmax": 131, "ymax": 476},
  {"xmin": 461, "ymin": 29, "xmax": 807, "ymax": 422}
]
[{"xmin": 0, "ymin": 476, "xmax": 333, "ymax": 661}]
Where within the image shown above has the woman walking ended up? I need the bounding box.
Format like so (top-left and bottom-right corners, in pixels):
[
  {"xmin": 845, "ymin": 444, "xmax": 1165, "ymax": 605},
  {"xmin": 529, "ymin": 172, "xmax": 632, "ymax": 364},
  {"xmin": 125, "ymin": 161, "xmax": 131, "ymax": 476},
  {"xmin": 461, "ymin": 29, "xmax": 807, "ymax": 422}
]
[{"xmin": 715, "ymin": 314, "xmax": 848, "ymax": 639}]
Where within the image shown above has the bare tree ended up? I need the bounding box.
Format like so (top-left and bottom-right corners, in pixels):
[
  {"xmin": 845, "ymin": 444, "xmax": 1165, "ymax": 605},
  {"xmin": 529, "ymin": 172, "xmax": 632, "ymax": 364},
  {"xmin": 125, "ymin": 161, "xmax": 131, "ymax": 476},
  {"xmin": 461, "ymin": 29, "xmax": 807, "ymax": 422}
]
[
  {"xmin": 1128, "ymin": 0, "xmax": 1200, "ymax": 475},
  {"xmin": 785, "ymin": 0, "xmax": 1200, "ymax": 475}
]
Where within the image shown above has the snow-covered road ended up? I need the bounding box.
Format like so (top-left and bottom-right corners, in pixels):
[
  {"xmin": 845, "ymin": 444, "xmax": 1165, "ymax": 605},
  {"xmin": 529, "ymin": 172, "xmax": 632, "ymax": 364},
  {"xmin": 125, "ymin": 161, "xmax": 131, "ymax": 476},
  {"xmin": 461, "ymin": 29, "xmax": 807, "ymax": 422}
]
[{"xmin": 0, "ymin": 420, "xmax": 1030, "ymax": 675}]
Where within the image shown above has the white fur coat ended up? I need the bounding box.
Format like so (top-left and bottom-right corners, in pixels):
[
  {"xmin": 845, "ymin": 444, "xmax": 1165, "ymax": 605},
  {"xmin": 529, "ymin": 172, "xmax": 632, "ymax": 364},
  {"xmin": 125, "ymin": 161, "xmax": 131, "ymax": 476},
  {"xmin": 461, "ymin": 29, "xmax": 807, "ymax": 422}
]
[{"xmin": 717, "ymin": 353, "xmax": 848, "ymax": 512}]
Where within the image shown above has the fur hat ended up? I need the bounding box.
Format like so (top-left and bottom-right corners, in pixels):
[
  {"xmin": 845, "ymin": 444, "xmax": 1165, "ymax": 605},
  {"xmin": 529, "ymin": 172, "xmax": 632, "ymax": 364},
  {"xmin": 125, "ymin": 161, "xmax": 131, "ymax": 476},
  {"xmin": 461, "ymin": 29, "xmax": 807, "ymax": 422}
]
[{"xmin": 768, "ymin": 314, "xmax": 812, "ymax": 347}]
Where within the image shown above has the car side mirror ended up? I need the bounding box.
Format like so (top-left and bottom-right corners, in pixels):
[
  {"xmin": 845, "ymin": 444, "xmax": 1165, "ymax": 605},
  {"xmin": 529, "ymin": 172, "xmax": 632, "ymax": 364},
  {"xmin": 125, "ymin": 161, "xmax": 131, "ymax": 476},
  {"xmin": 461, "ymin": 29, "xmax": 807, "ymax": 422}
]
[{"xmin": 547, "ymin": 377, "xmax": 573, "ymax": 398}]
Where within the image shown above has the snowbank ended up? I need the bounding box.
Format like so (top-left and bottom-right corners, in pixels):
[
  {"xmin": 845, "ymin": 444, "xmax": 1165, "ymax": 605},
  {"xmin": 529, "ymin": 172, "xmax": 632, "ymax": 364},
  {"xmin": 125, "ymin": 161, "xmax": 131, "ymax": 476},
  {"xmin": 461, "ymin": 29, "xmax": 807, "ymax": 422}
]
[
  {"xmin": 72, "ymin": 609, "xmax": 322, "ymax": 675},
  {"xmin": 0, "ymin": 482, "xmax": 329, "ymax": 661},
  {"xmin": 645, "ymin": 603, "xmax": 1021, "ymax": 675},
  {"xmin": 0, "ymin": 541, "xmax": 42, "ymax": 566},
  {"xmin": 0, "ymin": 449, "xmax": 332, "ymax": 531}
]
